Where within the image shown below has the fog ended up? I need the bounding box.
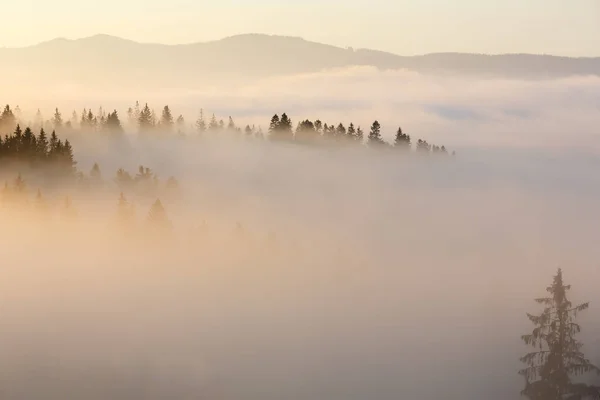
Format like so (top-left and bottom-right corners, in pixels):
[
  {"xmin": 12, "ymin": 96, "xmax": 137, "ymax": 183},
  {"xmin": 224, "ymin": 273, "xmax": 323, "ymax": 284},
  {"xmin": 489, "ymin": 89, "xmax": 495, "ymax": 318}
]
[{"xmin": 1, "ymin": 70, "xmax": 600, "ymax": 399}]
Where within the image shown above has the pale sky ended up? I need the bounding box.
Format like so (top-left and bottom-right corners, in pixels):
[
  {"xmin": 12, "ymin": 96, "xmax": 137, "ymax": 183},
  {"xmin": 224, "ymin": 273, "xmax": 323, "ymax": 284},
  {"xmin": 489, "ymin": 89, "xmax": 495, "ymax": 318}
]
[{"xmin": 1, "ymin": 0, "xmax": 599, "ymax": 56}]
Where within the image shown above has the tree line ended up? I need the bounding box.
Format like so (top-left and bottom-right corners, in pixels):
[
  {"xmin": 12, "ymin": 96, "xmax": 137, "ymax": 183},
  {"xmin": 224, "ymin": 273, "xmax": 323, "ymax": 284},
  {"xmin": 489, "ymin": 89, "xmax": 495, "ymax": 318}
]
[{"xmin": 1, "ymin": 103, "xmax": 453, "ymax": 155}]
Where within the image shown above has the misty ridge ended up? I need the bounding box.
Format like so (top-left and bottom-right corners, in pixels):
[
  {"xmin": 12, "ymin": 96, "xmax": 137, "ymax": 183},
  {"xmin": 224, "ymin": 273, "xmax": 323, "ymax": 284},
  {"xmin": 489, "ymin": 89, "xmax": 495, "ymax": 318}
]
[
  {"xmin": 3, "ymin": 34, "xmax": 600, "ymax": 92},
  {"xmin": 1, "ymin": 35, "xmax": 600, "ymax": 400}
]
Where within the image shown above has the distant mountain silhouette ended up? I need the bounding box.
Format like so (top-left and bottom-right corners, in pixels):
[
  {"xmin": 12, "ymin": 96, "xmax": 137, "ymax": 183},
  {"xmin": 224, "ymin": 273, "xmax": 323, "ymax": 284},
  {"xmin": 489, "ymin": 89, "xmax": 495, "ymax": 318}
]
[{"xmin": 1, "ymin": 34, "xmax": 599, "ymax": 90}]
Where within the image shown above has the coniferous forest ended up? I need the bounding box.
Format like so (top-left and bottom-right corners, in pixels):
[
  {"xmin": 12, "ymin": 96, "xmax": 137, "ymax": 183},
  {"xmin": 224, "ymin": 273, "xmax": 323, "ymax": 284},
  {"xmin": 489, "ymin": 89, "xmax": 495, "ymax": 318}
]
[{"xmin": 0, "ymin": 101, "xmax": 599, "ymax": 400}]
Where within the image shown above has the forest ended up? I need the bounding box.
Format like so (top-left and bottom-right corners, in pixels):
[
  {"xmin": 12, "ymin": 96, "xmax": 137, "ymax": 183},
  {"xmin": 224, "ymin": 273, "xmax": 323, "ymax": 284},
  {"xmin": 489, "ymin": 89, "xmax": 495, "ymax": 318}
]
[{"xmin": 0, "ymin": 101, "xmax": 599, "ymax": 400}]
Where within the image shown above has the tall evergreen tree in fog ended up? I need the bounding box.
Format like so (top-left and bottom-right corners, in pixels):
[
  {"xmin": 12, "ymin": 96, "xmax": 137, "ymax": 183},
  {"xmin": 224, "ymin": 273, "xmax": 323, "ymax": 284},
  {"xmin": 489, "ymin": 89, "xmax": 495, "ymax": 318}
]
[
  {"xmin": 367, "ymin": 120, "xmax": 384, "ymax": 146},
  {"xmin": 105, "ymin": 110, "xmax": 123, "ymax": 135},
  {"xmin": 355, "ymin": 126, "xmax": 364, "ymax": 143},
  {"xmin": 160, "ymin": 105, "xmax": 174, "ymax": 131},
  {"xmin": 176, "ymin": 115, "xmax": 185, "ymax": 135},
  {"xmin": 520, "ymin": 269, "xmax": 600, "ymax": 400},
  {"xmin": 208, "ymin": 114, "xmax": 219, "ymax": 132},
  {"xmin": 416, "ymin": 139, "xmax": 431, "ymax": 154},
  {"xmin": 52, "ymin": 108, "xmax": 63, "ymax": 129},
  {"xmin": 394, "ymin": 127, "xmax": 411, "ymax": 150},
  {"xmin": 268, "ymin": 114, "xmax": 280, "ymax": 136},
  {"xmin": 0, "ymin": 105, "xmax": 16, "ymax": 131},
  {"xmin": 195, "ymin": 109, "xmax": 206, "ymax": 134},
  {"xmin": 269, "ymin": 113, "xmax": 293, "ymax": 141},
  {"xmin": 137, "ymin": 103, "xmax": 154, "ymax": 133}
]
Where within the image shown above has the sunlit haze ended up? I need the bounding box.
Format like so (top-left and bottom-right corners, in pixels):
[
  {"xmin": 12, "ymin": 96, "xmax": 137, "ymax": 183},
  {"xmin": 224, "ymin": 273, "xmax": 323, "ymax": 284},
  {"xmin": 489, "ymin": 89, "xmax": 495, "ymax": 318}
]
[
  {"xmin": 2, "ymin": 0, "xmax": 599, "ymax": 56},
  {"xmin": 1, "ymin": 1, "xmax": 600, "ymax": 399}
]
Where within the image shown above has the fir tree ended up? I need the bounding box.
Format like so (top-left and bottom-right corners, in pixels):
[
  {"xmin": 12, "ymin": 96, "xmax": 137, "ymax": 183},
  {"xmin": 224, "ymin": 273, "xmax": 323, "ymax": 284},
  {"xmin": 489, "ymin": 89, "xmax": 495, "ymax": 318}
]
[
  {"xmin": 394, "ymin": 127, "xmax": 411, "ymax": 151},
  {"xmin": 416, "ymin": 139, "xmax": 431, "ymax": 154},
  {"xmin": 52, "ymin": 108, "xmax": 63, "ymax": 129},
  {"xmin": 195, "ymin": 109, "xmax": 207, "ymax": 134},
  {"xmin": 355, "ymin": 126, "xmax": 364, "ymax": 143},
  {"xmin": 138, "ymin": 103, "xmax": 154, "ymax": 133},
  {"xmin": 368, "ymin": 120, "xmax": 384, "ymax": 147},
  {"xmin": 520, "ymin": 269, "xmax": 600, "ymax": 400},
  {"xmin": 269, "ymin": 114, "xmax": 280, "ymax": 136},
  {"xmin": 160, "ymin": 105, "xmax": 174, "ymax": 131},
  {"xmin": 208, "ymin": 114, "xmax": 219, "ymax": 132},
  {"xmin": 347, "ymin": 123, "xmax": 356, "ymax": 140}
]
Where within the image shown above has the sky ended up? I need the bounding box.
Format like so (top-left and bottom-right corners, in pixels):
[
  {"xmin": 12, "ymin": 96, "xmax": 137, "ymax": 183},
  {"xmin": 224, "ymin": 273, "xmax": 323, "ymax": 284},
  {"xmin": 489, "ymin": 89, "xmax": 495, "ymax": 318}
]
[{"xmin": 1, "ymin": 0, "xmax": 599, "ymax": 56}]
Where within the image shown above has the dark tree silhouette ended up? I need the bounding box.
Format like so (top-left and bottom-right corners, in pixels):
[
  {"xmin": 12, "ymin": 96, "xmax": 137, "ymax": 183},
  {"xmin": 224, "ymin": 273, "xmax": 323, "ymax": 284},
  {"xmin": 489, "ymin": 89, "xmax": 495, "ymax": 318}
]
[
  {"xmin": 160, "ymin": 105, "xmax": 174, "ymax": 131},
  {"xmin": 520, "ymin": 268, "xmax": 600, "ymax": 400},
  {"xmin": 368, "ymin": 120, "xmax": 385, "ymax": 146},
  {"xmin": 394, "ymin": 127, "xmax": 411, "ymax": 150},
  {"xmin": 147, "ymin": 199, "xmax": 171, "ymax": 232}
]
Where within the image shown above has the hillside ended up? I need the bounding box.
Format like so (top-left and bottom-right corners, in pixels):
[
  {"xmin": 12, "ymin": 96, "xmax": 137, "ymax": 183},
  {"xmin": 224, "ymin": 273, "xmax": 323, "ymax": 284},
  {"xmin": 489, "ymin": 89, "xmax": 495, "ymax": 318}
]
[{"xmin": 1, "ymin": 34, "xmax": 600, "ymax": 90}]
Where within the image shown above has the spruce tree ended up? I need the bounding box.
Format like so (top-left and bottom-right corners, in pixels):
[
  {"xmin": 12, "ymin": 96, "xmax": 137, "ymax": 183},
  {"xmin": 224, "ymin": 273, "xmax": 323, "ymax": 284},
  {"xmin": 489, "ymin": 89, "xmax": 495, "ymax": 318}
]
[
  {"xmin": 520, "ymin": 269, "xmax": 600, "ymax": 400},
  {"xmin": 208, "ymin": 114, "xmax": 219, "ymax": 132},
  {"xmin": 347, "ymin": 123, "xmax": 356, "ymax": 141},
  {"xmin": 105, "ymin": 110, "xmax": 123, "ymax": 135},
  {"xmin": 52, "ymin": 108, "xmax": 63, "ymax": 129},
  {"xmin": 160, "ymin": 105, "xmax": 174, "ymax": 131},
  {"xmin": 368, "ymin": 120, "xmax": 385, "ymax": 147},
  {"xmin": 138, "ymin": 103, "xmax": 154, "ymax": 133},
  {"xmin": 269, "ymin": 114, "xmax": 280, "ymax": 135},
  {"xmin": 355, "ymin": 126, "xmax": 364, "ymax": 143},
  {"xmin": 394, "ymin": 127, "xmax": 411, "ymax": 151},
  {"xmin": 416, "ymin": 139, "xmax": 431, "ymax": 154},
  {"xmin": 195, "ymin": 109, "xmax": 207, "ymax": 134}
]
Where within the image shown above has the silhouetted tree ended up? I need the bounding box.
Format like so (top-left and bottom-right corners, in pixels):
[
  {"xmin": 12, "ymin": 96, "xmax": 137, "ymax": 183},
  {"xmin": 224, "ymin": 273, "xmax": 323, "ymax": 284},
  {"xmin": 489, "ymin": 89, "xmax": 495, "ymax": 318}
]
[
  {"xmin": 394, "ymin": 127, "xmax": 411, "ymax": 151},
  {"xmin": 520, "ymin": 268, "xmax": 600, "ymax": 400},
  {"xmin": 104, "ymin": 110, "xmax": 123, "ymax": 135},
  {"xmin": 52, "ymin": 108, "xmax": 63, "ymax": 129},
  {"xmin": 138, "ymin": 103, "xmax": 154, "ymax": 133},
  {"xmin": 160, "ymin": 105, "xmax": 174, "ymax": 131},
  {"xmin": 368, "ymin": 120, "xmax": 385, "ymax": 147}
]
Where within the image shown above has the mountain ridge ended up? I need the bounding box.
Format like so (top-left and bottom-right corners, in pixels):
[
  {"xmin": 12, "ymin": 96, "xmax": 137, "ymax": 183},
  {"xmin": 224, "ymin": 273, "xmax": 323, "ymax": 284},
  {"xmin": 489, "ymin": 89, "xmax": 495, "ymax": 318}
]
[
  {"xmin": 2, "ymin": 33, "xmax": 600, "ymax": 91},
  {"xmin": 15, "ymin": 33, "xmax": 600, "ymax": 59}
]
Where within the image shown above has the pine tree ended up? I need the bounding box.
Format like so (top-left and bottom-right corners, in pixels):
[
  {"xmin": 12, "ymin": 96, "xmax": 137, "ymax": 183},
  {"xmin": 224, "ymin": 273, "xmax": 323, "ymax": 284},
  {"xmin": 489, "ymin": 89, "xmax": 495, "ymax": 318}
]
[
  {"xmin": 160, "ymin": 105, "xmax": 174, "ymax": 131},
  {"xmin": 104, "ymin": 110, "xmax": 123, "ymax": 135},
  {"xmin": 520, "ymin": 269, "xmax": 600, "ymax": 400},
  {"xmin": 416, "ymin": 139, "xmax": 431, "ymax": 154},
  {"xmin": 347, "ymin": 123, "xmax": 356, "ymax": 141},
  {"xmin": 394, "ymin": 127, "xmax": 411, "ymax": 151},
  {"xmin": 208, "ymin": 114, "xmax": 219, "ymax": 132},
  {"xmin": 227, "ymin": 116, "xmax": 236, "ymax": 132},
  {"xmin": 195, "ymin": 109, "xmax": 207, "ymax": 134},
  {"xmin": 278, "ymin": 113, "xmax": 293, "ymax": 140},
  {"xmin": 176, "ymin": 115, "xmax": 185, "ymax": 134},
  {"xmin": 138, "ymin": 103, "xmax": 154, "ymax": 133},
  {"xmin": 36, "ymin": 129, "xmax": 48, "ymax": 161},
  {"xmin": 368, "ymin": 120, "xmax": 385, "ymax": 147},
  {"xmin": 269, "ymin": 114, "xmax": 280, "ymax": 136},
  {"xmin": 52, "ymin": 108, "xmax": 63, "ymax": 129},
  {"xmin": 355, "ymin": 126, "xmax": 364, "ymax": 143},
  {"xmin": 0, "ymin": 105, "xmax": 16, "ymax": 131},
  {"xmin": 147, "ymin": 199, "xmax": 171, "ymax": 232}
]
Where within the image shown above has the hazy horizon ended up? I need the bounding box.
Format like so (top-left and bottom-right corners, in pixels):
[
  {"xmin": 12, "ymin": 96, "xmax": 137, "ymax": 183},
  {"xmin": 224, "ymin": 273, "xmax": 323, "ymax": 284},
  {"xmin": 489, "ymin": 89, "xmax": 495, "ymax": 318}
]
[{"xmin": 2, "ymin": 0, "xmax": 600, "ymax": 57}]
